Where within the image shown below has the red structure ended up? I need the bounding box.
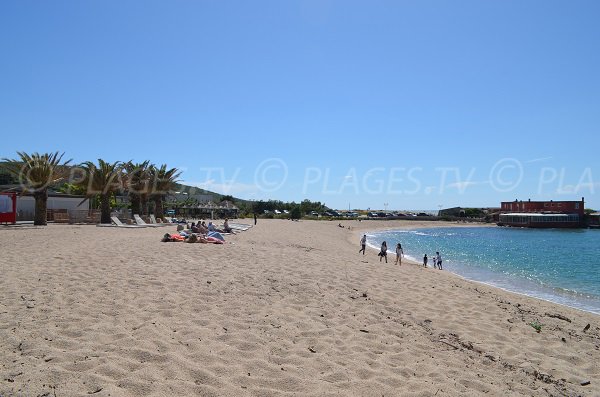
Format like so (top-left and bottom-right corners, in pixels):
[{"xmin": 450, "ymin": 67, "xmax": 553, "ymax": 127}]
[
  {"xmin": 0, "ymin": 192, "xmax": 17, "ymax": 224},
  {"xmin": 498, "ymin": 197, "xmax": 585, "ymax": 228}
]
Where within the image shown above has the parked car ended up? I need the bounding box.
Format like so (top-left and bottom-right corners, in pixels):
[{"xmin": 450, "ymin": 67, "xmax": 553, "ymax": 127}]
[
  {"xmin": 368, "ymin": 212, "xmax": 378, "ymax": 217},
  {"xmin": 417, "ymin": 212, "xmax": 429, "ymax": 216},
  {"xmin": 310, "ymin": 211, "xmax": 319, "ymax": 217},
  {"xmin": 274, "ymin": 210, "xmax": 282, "ymax": 214}
]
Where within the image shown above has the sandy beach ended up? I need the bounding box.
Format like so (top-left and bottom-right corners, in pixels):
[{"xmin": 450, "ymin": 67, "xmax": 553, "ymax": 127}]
[{"xmin": 1, "ymin": 219, "xmax": 598, "ymax": 396}]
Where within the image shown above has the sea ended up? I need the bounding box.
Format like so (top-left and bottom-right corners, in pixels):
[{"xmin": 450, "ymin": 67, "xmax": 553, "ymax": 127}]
[{"xmin": 367, "ymin": 227, "xmax": 600, "ymax": 315}]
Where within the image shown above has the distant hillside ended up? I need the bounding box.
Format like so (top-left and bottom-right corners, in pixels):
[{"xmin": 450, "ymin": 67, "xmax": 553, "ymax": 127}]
[{"xmin": 171, "ymin": 182, "xmax": 250, "ymax": 205}]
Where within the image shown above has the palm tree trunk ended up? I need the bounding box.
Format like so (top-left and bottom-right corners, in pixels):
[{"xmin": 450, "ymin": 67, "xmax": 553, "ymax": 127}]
[
  {"xmin": 33, "ymin": 190, "xmax": 48, "ymax": 226},
  {"xmin": 130, "ymin": 193, "xmax": 140, "ymax": 216},
  {"xmin": 141, "ymin": 194, "xmax": 148, "ymax": 216},
  {"xmin": 154, "ymin": 196, "xmax": 164, "ymax": 219},
  {"xmin": 100, "ymin": 194, "xmax": 111, "ymax": 224}
]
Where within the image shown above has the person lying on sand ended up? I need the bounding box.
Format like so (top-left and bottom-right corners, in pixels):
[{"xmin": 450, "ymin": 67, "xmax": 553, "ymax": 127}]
[
  {"xmin": 161, "ymin": 233, "xmax": 224, "ymax": 244},
  {"xmin": 161, "ymin": 233, "xmax": 185, "ymax": 242}
]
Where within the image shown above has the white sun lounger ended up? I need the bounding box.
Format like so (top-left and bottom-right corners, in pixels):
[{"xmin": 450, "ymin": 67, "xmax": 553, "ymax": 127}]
[
  {"xmin": 134, "ymin": 214, "xmax": 164, "ymax": 227},
  {"xmin": 97, "ymin": 216, "xmax": 148, "ymax": 228},
  {"xmin": 149, "ymin": 214, "xmax": 170, "ymax": 226},
  {"xmin": 228, "ymin": 223, "xmax": 253, "ymax": 231}
]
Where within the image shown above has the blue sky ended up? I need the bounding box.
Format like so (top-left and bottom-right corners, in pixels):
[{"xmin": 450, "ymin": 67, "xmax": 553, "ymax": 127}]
[{"xmin": 1, "ymin": 0, "xmax": 599, "ymax": 210}]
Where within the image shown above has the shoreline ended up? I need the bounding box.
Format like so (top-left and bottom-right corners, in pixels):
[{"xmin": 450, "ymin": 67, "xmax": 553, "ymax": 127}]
[
  {"xmin": 346, "ymin": 218, "xmax": 493, "ymax": 266},
  {"xmin": 1, "ymin": 220, "xmax": 598, "ymax": 396},
  {"xmin": 350, "ymin": 220, "xmax": 600, "ymax": 317}
]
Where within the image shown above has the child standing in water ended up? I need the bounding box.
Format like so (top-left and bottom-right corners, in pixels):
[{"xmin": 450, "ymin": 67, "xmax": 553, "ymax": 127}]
[{"xmin": 395, "ymin": 243, "xmax": 404, "ymax": 265}]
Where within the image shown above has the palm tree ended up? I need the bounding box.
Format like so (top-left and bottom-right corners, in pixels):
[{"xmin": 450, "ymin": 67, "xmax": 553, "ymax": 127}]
[
  {"xmin": 149, "ymin": 164, "xmax": 181, "ymax": 220},
  {"xmin": 77, "ymin": 159, "xmax": 123, "ymax": 224},
  {"xmin": 1, "ymin": 152, "xmax": 71, "ymax": 225},
  {"xmin": 123, "ymin": 161, "xmax": 150, "ymax": 216}
]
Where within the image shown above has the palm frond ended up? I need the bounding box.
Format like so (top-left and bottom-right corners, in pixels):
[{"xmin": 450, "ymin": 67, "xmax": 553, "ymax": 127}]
[{"xmin": 1, "ymin": 151, "xmax": 72, "ymax": 193}]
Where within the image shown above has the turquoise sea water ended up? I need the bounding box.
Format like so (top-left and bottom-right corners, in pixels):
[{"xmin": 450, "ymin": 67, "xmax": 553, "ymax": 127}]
[{"xmin": 367, "ymin": 227, "xmax": 600, "ymax": 315}]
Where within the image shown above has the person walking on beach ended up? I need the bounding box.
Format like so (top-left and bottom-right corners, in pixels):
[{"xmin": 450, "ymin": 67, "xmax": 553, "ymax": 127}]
[
  {"xmin": 395, "ymin": 243, "xmax": 404, "ymax": 265},
  {"xmin": 435, "ymin": 252, "xmax": 443, "ymax": 270},
  {"xmin": 423, "ymin": 254, "xmax": 428, "ymax": 267},
  {"xmin": 378, "ymin": 241, "xmax": 388, "ymax": 263},
  {"xmin": 253, "ymin": 212, "xmax": 257, "ymax": 225},
  {"xmin": 359, "ymin": 234, "xmax": 367, "ymax": 255}
]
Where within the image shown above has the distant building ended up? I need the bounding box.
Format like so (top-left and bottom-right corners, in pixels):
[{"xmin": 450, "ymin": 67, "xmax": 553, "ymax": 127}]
[
  {"xmin": 498, "ymin": 198, "xmax": 585, "ymax": 228},
  {"xmin": 438, "ymin": 207, "xmax": 499, "ymax": 218},
  {"xmin": 0, "ymin": 183, "xmax": 90, "ymax": 222},
  {"xmin": 589, "ymin": 212, "xmax": 600, "ymax": 228}
]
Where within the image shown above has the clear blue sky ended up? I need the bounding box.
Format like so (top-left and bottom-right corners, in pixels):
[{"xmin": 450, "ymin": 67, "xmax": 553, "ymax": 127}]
[{"xmin": 2, "ymin": 0, "xmax": 599, "ymax": 210}]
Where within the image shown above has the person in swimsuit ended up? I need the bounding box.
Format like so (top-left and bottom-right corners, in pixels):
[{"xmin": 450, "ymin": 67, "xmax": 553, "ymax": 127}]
[
  {"xmin": 378, "ymin": 241, "xmax": 388, "ymax": 263},
  {"xmin": 395, "ymin": 243, "xmax": 404, "ymax": 265},
  {"xmin": 359, "ymin": 234, "xmax": 367, "ymax": 255}
]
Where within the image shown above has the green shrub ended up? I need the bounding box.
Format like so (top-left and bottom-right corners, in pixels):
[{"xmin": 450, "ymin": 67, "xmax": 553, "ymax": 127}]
[{"xmin": 529, "ymin": 321, "xmax": 543, "ymax": 333}]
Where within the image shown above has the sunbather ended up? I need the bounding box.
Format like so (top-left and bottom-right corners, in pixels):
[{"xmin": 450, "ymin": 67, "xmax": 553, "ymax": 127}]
[
  {"xmin": 208, "ymin": 221, "xmax": 226, "ymax": 233},
  {"xmin": 198, "ymin": 223, "xmax": 209, "ymax": 234},
  {"xmin": 161, "ymin": 233, "xmax": 185, "ymax": 242},
  {"xmin": 223, "ymin": 218, "xmax": 236, "ymax": 234}
]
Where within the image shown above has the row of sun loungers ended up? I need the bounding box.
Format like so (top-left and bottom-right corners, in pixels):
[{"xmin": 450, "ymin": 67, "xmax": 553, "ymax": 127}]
[
  {"xmin": 97, "ymin": 215, "xmax": 253, "ymax": 231},
  {"xmin": 97, "ymin": 215, "xmax": 171, "ymax": 228}
]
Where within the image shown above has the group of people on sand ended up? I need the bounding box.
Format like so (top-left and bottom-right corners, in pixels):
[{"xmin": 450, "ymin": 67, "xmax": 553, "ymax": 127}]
[
  {"xmin": 359, "ymin": 234, "xmax": 443, "ymax": 269},
  {"xmin": 188, "ymin": 219, "xmax": 236, "ymax": 234},
  {"xmin": 422, "ymin": 252, "xmax": 443, "ymax": 269},
  {"xmin": 161, "ymin": 218, "xmax": 236, "ymax": 244},
  {"xmin": 359, "ymin": 235, "xmax": 404, "ymax": 265}
]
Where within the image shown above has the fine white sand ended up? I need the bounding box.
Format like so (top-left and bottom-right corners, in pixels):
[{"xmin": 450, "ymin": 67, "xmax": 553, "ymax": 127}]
[{"xmin": 1, "ymin": 219, "xmax": 598, "ymax": 396}]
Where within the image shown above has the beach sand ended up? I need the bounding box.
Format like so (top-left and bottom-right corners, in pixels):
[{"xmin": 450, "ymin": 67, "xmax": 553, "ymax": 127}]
[{"xmin": 1, "ymin": 219, "xmax": 598, "ymax": 396}]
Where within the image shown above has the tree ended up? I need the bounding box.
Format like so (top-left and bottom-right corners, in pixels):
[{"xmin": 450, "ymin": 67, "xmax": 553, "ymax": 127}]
[
  {"xmin": 2, "ymin": 152, "xmax": 71, "ymax": 225},
  {"xmin": 290, "ymin": 205, "xmax": 301, "ymax": 220},
  {"xmin": 124, "ymin": 161, "xmax": 150, "ymax": 216},
  {"xmin": 149, "ymin": 164, "xmax": 180, "ymax": 220},
  {"xmin": 77, "ymin": 159, "xmax": 123, "ymax": 224},
  {"xmin": 56, "ymin": 182, "xmax": 87, "ymax": 196},
  {"xmin": 220, "ymin": 194, "xmax": 235, "ymax": 203}
]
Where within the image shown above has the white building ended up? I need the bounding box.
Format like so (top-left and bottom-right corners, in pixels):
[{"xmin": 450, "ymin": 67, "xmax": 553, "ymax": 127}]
[{"xmin": 16, "ymin": 194, "xmax": 90, "ymax": 221}]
